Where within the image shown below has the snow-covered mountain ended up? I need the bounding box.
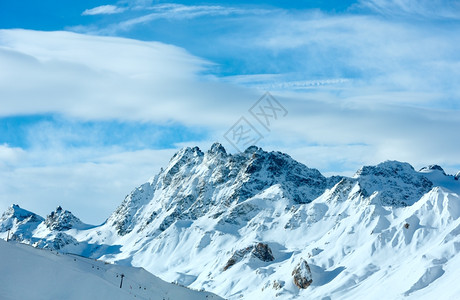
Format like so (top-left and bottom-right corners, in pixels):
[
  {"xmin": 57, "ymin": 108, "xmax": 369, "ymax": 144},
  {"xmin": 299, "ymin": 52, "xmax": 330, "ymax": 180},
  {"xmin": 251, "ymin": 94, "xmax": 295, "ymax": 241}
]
[{"xmin": 2, "ymin": 143, "xmax": 460, "ymax": 299}]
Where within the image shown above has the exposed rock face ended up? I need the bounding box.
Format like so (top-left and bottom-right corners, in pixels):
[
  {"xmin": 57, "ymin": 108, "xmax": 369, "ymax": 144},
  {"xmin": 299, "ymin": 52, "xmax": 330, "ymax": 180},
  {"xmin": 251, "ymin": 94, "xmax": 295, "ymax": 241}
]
[
  {"xmin": 45, "ymin": 206, "xmax": 83, "ymax": 231},
  {"xmin": 107, "ymin": 143, "xmax": 330, "ymax": 236},
  {"xmin": 223, "ymin": 242, "xmax": 275, "ymax": 271},
  {"xmin": 455, "ymin": 171, "xmax": 460, "ymax": 181},
  {"xmin": 272, "ymin": 280, "xmax": 284, "ymax": 290},
  {"xmin": 419, "ymin": 165, "xmax": 447, "ymax": 175},
  {"xmin": 292, "ymin": 258, "xmax": 313, "ymax": 289},
  {"xmin": 252, "ymin": 243, "xmax": 275, "ymax": 262},
  {"xmin": 354, "ymin": 161, "xmax": 433, "ymax": 206},
  {"xmin": 39, "ymin": 232, "xmax": 79, "ymax": 250},
  {"xmin": 108, "ymin": 181, "xmax": 157, "ymax": 236},
  {"xmin": 3, "ymin": 144, "xmax": 460, "ymax": 300}
]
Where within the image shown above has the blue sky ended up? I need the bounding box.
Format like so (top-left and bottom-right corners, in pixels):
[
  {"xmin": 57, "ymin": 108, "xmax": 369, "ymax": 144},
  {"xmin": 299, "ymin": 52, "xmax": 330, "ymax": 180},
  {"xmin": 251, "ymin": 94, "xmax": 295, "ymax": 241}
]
[{"xmin": 1, "ymin": 0, "xmax": 460, "ymax": 223}]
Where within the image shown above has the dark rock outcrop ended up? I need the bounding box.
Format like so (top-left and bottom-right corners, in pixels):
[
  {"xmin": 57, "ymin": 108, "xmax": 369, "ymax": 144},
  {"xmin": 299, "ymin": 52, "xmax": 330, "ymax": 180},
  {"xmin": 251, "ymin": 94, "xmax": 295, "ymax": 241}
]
[
  {"xmin": 45, "ymin": 206, "xmax": 83, "ymax": 231},
  {"xmin": 419, "ymin": 165, "xmax": 446, "ymax": 175},
  {"xmin": 223, "ymin": 242, "xmax": 275, "ymax": 271},
  {"xmin": 292, "ymin": 258, "xmax": 313, "ymax": 289},
  {"xmin": 354, "ymin": 161, "xmax": 433, "ymax": 206},
  {"xmin": 252, "ymin": 243, "xmax": 275, "ymax": 262}
]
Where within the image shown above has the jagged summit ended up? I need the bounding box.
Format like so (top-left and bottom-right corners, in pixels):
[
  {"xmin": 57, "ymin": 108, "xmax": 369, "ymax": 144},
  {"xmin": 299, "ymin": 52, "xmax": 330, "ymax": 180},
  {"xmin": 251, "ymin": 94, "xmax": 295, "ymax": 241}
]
[
  {"xmin": 44, "ymin": 206, "xmax": 85, "ymax": 231},
  {"xmin": 208, "ymin": 142, "xmax": 227, "ymax": 155},
  {"xmin": 419, "ymin": 164, "xmax": 447, "ymax": 175},
  {"xmin": 0, "ymin": 204, "xmax": 44, "ymax": 240},
  {"xmin": 244, "ymin": 145, "xmax": 260, "ymax": 154},
  {"xmin": 107, "ymin": 144, "xmax": 330, "ymax": 235},
  {"xmin": 169, "ymin": 145, "xmax": 203, "ymax": 162},
  {"xmin": 354, "ymin": 160, "xmax": 433, "ymax": 206},
  {"xmin": 1, "ymin": 145, "xmax": 460, "ymax": 300},
  {"xmin": 105, "ymin": 145, "xmax": 447, "ymax": 238},
  {"xmin": 1, "ymin": 204, "xmax": 40, "ymax": 222},
  {"xmin": 0, "ymin": 204, "xmax": 43, "ymax": 227},
  {"xmin": 354, "ymin": 160, "xmax": 416, "ymax": 177}
]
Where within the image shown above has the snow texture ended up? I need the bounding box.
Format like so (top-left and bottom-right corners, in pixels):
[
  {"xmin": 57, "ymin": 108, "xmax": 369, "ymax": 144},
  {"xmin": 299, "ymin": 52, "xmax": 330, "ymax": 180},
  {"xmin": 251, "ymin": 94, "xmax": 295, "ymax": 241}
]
[
  {"xmin": 2, "ymin": 143, "xmax": 460, "ymax": 299},
  {"xmin": 0, "ymin": 239, "xmax": 222, "ymax": 300}
]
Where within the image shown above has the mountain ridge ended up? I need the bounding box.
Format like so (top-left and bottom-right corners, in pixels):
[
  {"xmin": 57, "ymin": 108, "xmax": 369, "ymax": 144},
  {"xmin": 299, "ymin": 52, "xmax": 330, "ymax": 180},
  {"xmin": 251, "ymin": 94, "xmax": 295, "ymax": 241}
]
[{"xmin": 1, "ymin": 143, "xmax": 460, "ymax": 299}]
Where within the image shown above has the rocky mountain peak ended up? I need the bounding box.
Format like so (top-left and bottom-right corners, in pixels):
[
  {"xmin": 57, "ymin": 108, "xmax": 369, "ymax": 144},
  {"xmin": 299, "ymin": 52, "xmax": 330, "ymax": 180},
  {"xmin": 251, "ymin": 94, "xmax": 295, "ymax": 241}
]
[
  {"xmin": 2, "ymin": 144, "xmax": 460, "ymax": 300},
  {"xmin": 45, "ymin": 206, "xmax": 83, "ymax": 231},
  {"xmin": 108, "ymin": 144, "xmax": 331, "ymax": 235},
  {"xmin": 171, "ymin": 146, "xmax": 204, "ymax": 161},
  {"xmin": 106, "ymin": 146, "xmax": 447, "ymax": 239},
  {"xmin": 0, "ymin": 204, "xmax": 44, "ymax": 234},
  {"xmin": 354, "ymin": 160, "xmax": 416, "ymax": 177},
  {"xmin": 419, "ymin": 164, "xmax": 446, "ymax": 175},
  {"xmin": 1, "ymin": 204, "xmax": 40, "ymax": 222},
  {"xmin": 208, "ymin": 142, "xmax": 227, "ymax": 156},
  {"xmin": 354, "ymin": 160, "xmax": 433, "ymax": 206},
  {"xmin": 244, "ymin": 145, "xmax": 260, "ymax": 154}
]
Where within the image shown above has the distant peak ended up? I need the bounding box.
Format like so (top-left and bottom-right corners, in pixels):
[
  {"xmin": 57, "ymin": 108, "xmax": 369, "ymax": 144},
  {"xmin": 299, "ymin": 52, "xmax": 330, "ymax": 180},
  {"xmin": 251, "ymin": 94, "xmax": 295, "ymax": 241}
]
[
  {"xmin": 1, "ymin": 204, "xmax": 43, "ymax": 223},
  {"xmin": 419, "ymin": 165, "xmax": 446, "ymax": 175},
  {"xmin": 353, "ymin": 160, "xmax": 433, "ymax": 206},
  {"xmin": 191, "ymin": 146, "xmax": 202, "ymax": 153},
  {"xmin": 209, "ymin": 142, "xmax": 226, "ymax": 155},
  {"xmin": 354, "ymin": 160, "xmax": 415, "ymax": 178},
  {"xmin": 45, "ymin": 206, "xmax": 83, "ymax": 231},
  {"xmin": 50, "ymin": 206, "xmax": 66, "ymax": 216},
  {"xmin": 244, "ymin": 145, "xmax": 261, "ymax": 154},
  {"xmin": 172, "ymin": 146, "xmax": 204, "ymax": 160},
  {"xmin": 377, "ymin": 160, "xmax": 415, "ymax": 171},
  {"xmin": 456, "ymin": 171, "xmax": 460, "ymax": 180}
]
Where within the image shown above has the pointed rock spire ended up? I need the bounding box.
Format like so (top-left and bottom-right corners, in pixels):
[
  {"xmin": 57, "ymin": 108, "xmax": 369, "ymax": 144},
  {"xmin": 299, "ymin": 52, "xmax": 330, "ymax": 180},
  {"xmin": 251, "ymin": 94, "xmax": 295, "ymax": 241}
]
[
  {"xmin": 208, "ymin": 142, "xmax": 227, "ymax": 155},
  {"xmin": 45, "ymin": 206, "xmax": 83, "ymax": 231}
]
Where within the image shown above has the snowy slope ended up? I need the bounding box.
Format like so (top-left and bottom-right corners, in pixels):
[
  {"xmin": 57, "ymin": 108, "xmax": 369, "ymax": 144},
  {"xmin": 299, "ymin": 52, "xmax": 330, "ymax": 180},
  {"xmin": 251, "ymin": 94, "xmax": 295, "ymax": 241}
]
[
  {"xmin": 0, "ymin": 239, "xmax": 222, "ymax": 300},
  {"xmin": 0, "ymin": 204, "xmax": 43, "ymax": 240},
  {"xmin": 2, "ymin": 143, "xmax": 460, "ymax": 299}
]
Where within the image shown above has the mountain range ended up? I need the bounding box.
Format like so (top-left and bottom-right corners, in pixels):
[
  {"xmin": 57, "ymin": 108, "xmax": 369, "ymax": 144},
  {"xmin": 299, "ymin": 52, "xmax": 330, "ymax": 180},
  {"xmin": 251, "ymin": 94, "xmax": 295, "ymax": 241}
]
[{"xmin": 2, "ymin": 143, "xmax": 460, "ymax": 299}]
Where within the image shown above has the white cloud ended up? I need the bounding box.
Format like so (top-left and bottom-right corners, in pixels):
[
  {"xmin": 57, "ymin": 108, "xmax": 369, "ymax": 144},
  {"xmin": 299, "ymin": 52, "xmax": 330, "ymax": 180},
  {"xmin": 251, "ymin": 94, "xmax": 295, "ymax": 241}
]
[
  {"xmin": 244, "ymin": 12, "xmax": 460, "ymax": 108},
  {"xmin": 0, "ymin": 28, "xmax": 459, "ymax": 221},
  {"xmin": 0, "ymin": 29, "xmax": 250, "ymax": 125},
  {"xmin": 82, "ymin": 5, "xmax": 126, "ymax": 16},
  {"xmin": 0, "ymin": 144, "xmax": 25, "ymax": 168},
  {"xmin": 222, "ymin": 74, "xmax": 350, "ymax": 91},
  {"xmin": 259, "ymin": 92, "xmax": 460, "ymax": 175},
  {"xmin": 114, "ymin": 4, "xmax": 269, "ymax": 31},
  {"xmin": 0, "ymin": 145, "xmax": 176, "ymax": 224},
  {"xmin": 358, "ymin": 0, "xmax": 460, "ymax": 19}
]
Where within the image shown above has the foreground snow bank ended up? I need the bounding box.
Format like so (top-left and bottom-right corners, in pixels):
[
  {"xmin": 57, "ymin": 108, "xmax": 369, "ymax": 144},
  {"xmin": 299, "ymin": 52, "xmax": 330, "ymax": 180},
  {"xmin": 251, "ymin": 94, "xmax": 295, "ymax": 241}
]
[{"xmin": 0, "ymin": 239, "xmax": 222, "ymax": 300}]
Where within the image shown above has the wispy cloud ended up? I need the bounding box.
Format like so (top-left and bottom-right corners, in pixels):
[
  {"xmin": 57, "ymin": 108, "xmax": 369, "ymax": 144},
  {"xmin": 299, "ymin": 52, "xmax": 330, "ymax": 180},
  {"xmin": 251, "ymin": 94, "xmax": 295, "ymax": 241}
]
[
  {"xmin": 0, "ymin": 144, "xmax": 25, "ymax": 168},
  {"xmin": 72, "ymin": 4, "xmax": 460, "ymax": 109},
  {"xmin": 72, "ymin": 3, "xmax": 272, "ymax": 34},
  {"xmin": 82, "ymin": 5, "xmax": 127, "ymax": 16},
  {"xmin": 0, "ymin": 29, "xmax": 227, "ymax": 123},
  {"xmin": 2, "ymin": 0, "xmax": 460, "ymax": 221},
  {"xmin": 0, "ymin": 143, "xmax": 176, "ymax": 224},
  {"xmin": 358, "ymin": 0, "xmax": 460, "ymax": 19},
  {"xmin": 222, "ymin": 74, "xmax": 350, "ymax": 91},
  {"xmin": 241, "ymin": 12, "xmax": 460, "ymax": 108},
  {"xmin": 114, "ymin": 3, "xmax": 269, "ymax": 32}
]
